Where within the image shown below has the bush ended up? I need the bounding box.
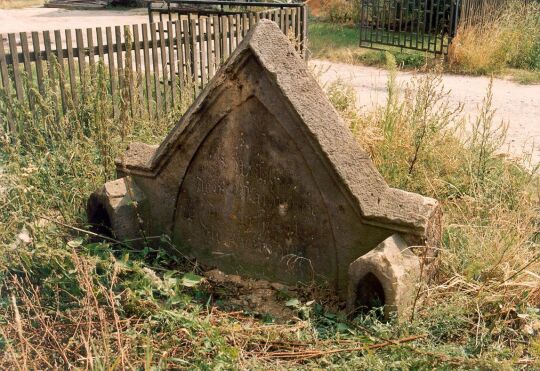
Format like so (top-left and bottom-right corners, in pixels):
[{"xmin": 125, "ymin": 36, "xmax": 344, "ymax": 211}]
[
  {"xmin": 449, "ymin": 0, "xmax": 540, "ymax": 74},
  {"xmin": 320, "ymin": 0, "xmax": 358, "ymax": 24}
]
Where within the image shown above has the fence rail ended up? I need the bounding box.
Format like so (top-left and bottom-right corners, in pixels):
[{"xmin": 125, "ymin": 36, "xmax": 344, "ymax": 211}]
[{"xmin": 0, "ymin": 7, "xmax": 307, "ymax": 136}]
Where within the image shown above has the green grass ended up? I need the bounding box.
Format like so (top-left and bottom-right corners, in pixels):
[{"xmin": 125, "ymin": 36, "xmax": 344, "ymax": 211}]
[
  {"xmin": 1, "ymin": 56, "xmax": 540, "ymax": 368},
  {"xmin": 508, "ymin": 68, "xmax": 540, "ymax": 84},
  {"xmin": 309, "ymin": 21, "xmax": 434, "ymax": 70}
]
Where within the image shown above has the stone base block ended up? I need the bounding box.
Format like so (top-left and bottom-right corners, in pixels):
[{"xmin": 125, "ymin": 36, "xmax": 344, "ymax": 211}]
[
  {"xmin": 87, "ymin": 177, "xmax": 145, "ymax": 243},
  {"xmin": 347, "ymin": 234, "xmax": 421, "ymax": 320}
]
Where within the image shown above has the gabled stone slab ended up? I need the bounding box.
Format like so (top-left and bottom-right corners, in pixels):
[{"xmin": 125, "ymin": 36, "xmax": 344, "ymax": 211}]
[{"xmin": 89, "ymin": 20, "xmax": 441, "ymax": 305}]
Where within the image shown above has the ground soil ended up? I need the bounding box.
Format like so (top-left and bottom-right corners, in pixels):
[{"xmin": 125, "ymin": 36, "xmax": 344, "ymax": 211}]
[{"xmin": 203, "ymin": 269, "xmax": 299, "ymax": 322}]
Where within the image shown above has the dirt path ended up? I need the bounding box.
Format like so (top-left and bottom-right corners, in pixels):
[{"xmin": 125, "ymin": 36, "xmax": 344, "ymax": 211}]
[
  {"xmin": 312, "ymin": 60, "xmax": 540, "ymax": 165},
  {"xmin": 0, "ymin": 7, "xmax": 149, "ymax": 35}
]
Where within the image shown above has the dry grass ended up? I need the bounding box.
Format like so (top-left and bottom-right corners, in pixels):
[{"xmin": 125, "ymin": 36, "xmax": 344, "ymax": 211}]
[
  {"xmin": 0, "ymin": 54, "xmax": 540, "ymax": 368},
  {"xmin": 449, "ymin": 0, "xmax": 540, "ymax": 74},
  {"xmin": 329, "ymin": 56, "xmax": 540, "ymax": 366},
  {"xmin": 319, "ymin": 0, "xmax": 357, "ymax": 25}
]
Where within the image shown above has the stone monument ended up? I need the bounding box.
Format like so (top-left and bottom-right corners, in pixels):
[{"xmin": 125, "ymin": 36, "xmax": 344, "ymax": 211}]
[{"xmin": 88, "ymin": 20, "xmax": 441, "ymax": 317}]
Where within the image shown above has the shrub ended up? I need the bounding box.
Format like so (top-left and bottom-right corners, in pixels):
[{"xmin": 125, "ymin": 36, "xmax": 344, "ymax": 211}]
[
  {"xmin": 320, "ymin": 0, "xmax": 358, "ymax": 24},
  {"xmin": 449, "ymin": 0, "xmax": 540, "ymax": 74}
]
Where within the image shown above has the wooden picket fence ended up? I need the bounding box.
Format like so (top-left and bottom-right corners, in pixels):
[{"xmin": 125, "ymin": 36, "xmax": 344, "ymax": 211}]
[
  {"xmin": 147, "ymin": 0, "xmax": 308, "ymax": 58},
  {"xmin": 0, "ymin": 8, "xmax": 307, "ymax": 136}
]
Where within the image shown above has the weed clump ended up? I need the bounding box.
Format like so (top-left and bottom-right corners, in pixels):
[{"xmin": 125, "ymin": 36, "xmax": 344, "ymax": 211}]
[
  {"xmin": 449, "ymin": 0, "xmax": 540, "ymax": 74},
  {"xmin": 327, "ymin": 63, "xmax": 540, "ymax": 366}
]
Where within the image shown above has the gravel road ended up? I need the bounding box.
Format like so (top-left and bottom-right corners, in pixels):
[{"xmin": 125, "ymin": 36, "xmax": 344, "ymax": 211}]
[{"xmin": 0, "ymin": 7, "xmax": 149, "ymax": 35}]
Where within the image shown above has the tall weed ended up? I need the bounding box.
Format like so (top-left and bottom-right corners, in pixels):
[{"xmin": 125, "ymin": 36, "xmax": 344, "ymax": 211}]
[
  {"xmin": 449, "ymin": 0, "xmax": 540, "ymax": 74},
  {"xmin": 328, "ymin": 68, "xmax": 540, "ymax": 361}
]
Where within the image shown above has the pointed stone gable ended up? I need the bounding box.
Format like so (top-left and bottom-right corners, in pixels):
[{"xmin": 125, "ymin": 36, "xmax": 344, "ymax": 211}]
[{"xmin": 91, "ymin": 20, "xmax": 441, "ymax": 298}]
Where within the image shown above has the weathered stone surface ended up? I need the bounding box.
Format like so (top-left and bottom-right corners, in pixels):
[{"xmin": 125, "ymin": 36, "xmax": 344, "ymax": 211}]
[
  {"xmin": 89, "ymin": 20, "xmax": 441, "ymax": 303},
  {"xmin": 87, "ymin": 177, "xmax": 145, "ymax": 241},
  {"xmin": 347, "ymin": 234, "xmax": 421, "ymax": 319}
]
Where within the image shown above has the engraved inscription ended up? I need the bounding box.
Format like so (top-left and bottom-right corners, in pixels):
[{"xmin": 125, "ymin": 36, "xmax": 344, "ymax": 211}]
[{"xmin": 173, "ymin": 97, "xmax": 335, "ymax": 282}]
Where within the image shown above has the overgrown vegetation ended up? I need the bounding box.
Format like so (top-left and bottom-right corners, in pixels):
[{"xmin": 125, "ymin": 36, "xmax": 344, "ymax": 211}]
[
  {"xmin": 1, "ymin": 53, "xmax": 540, "ymax": 368},
  {"xmin": 318, "ymin": 0, "xmax": 359, "ymax": 25},
  {"xmin": 449, "ymin": 0, "xmax": 540, "ymax": 76}
]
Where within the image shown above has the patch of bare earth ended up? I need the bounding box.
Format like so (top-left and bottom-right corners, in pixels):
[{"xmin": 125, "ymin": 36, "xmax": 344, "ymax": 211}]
[{"xmin": 203, "ymin": 269, "xmax": 340, "ymax": 322}]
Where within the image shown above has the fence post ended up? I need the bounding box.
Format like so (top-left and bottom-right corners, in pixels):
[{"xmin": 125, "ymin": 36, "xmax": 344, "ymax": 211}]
[
  {"xmin": 158, "ymin": 22, "xmax": 169, "ymax": 113},
  {"xmin": 206, "ymin": 17, "xmax": 215, "ymax": 78},
  {"xmin": 148, "ymin": 1, "xmax": 154, "ymax": 24},
  {"xmin": 182, "ymin": 19, "xmax": 193, "ymax": 92},
  {"xmin": 167, "ymin": 21, "xmax": 177, "ymax": 107},
  {"xmin": 20, "ymin": 32, "xmax": 35, "ymax": 111},
  {"xmin": 8, "ymin": 34, "xmax": 25, "ymax": 110},
  {"xmin": 87, "ymin": 28, "xmax": 95, "ymax": 74},
  {"xmin": 65, "ymin": 29, "xmax": 78, "ymax": 107},
  {"xmin": 200, "ymin": 17, "xmax": 208, "ymax": 87},
  {"xmin": 150, "ymin": 22, "xmax": 161, "ymax": 116},
  {"xmin": 0, "ymin": 34, "xmax": 15, "ymax": 136},
  {"xmin": 133, "ymin": 24, "xmax": 144, "ymax": 116},
  {"xmin": 75, "ymin": 29, "xmax": 86, "ymax": 87},
  {"xmin": 31, "ymin": 32, "xmax": 45, "ymax": 96},
  {"xmin": 190, "ymin": 19, "xmax": 199, "ymax": 95},
  {"xmin": 124, "ymin": 25, "xmax": 136, "ymax": 119},
  {"xmin": 76, "ymin": 28, "xmax": 87, "ymax": 108},
  {"xmin": 0, "ymin": 5, "xmax": 310, "ymax": 135},
  {"xmin": 213, "ymin": 15, "xmax": 221, "ymax": 68},
  {"xmin": 105, "ymin": 27, "xmax": 117, "ymax": 118},
  {"xmin": 174, "ymin": 20, "xmax": 185, "ymax": 93},
  {"xmin": 222, "ymin": 15, "xmax": 229, "ymax": 61},
  {"xmin": 227, "ymin": 15, "xmax": 234, "ymax": 57},
  {"xmin": 141, "ymin": 23, "xmax": 153, "ymax": 118},
  {"xmin": 302, "ymin": 4, "xmax": 308, "ymax": 60},
  {"xmin": 42, "ymin": 30, "xmax": 56, "ymax": 87},
  {"xmin": 115, "ymin": 26, "xmax": 124, "ymax": 98}
]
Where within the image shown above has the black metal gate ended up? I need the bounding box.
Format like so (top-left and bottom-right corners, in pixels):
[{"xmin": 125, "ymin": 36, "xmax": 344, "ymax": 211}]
[{"xmin": 359, "ymin": 0, "xmax": 460, "ymax": 54}]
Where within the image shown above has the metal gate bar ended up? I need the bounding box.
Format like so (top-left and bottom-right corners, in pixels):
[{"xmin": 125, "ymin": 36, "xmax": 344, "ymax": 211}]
[{"xmin": 359, "ymin": 0, "xmax": 459, "ymax": 55}]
